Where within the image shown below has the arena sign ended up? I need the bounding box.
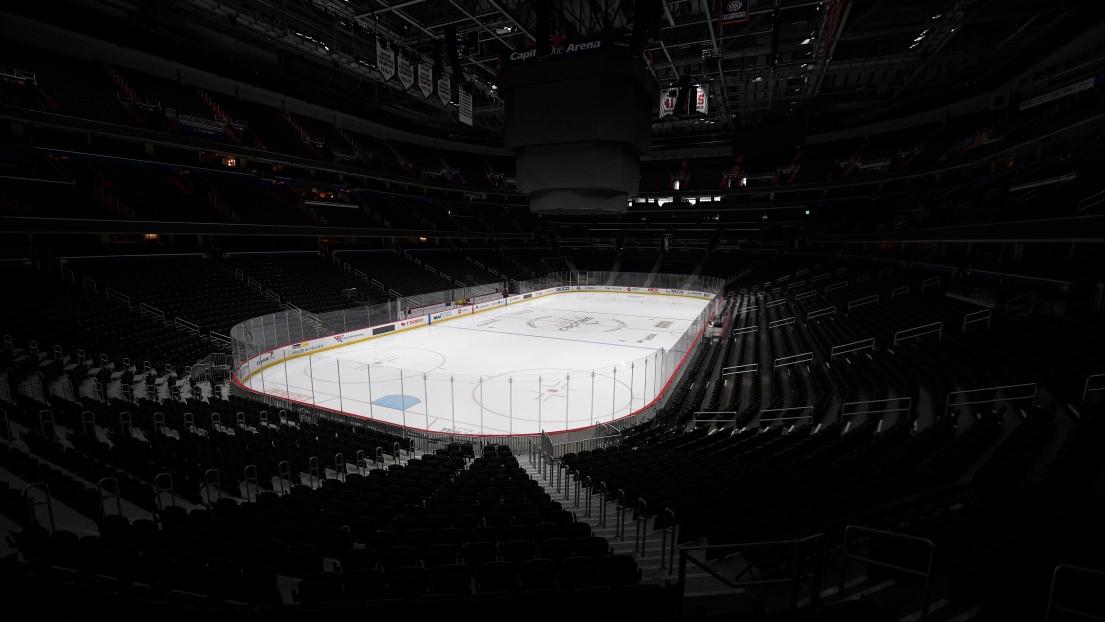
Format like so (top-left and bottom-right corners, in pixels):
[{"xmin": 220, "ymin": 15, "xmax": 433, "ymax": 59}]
[{"xmin": 720, "ymin": 0, "xmax": 750, "ymax": 26}]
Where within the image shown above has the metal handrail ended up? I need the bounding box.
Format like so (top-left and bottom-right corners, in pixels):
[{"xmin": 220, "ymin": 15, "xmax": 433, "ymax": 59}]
[
  {"xmin": 1004, "ymin": 291, "xmax": 1035, "ymax": 317},
  {"xmin": 961, "ymin": 309, "xmax": 991, "ymax": 332},
  {"xmin": 81, "ymin": 411, "xmax": 96, "ymax": 435},
  {"xmin": 1046, "ymin": 564, "xmax": 1105, "ymax": 622},
  {"xmin": 583, "ymin": 476, "xmax": 593, "ymax": 518},
  {"xmin": 840, "ymin": 397, "xmax": 913, "ymax": 419},
  {"xmin": 23, "ymin": 482, "xmax": 56, "ymax": 532},
  {"xmin": 677, "ymin": 533, "xmax": 825, "ymax": 608},
  {"xmin": 278, "ymin": 460, "xmax": 292, "ymax": 495},
  {"xmin": 597, "ymin": 482, "xmax": 608, "ymax": 528},
  {"xmin": 634, "ymin": 498, "xmax": 648, "ymax": 556},
  {"xmin": 893, "ymin": 321, "xmax": 942, "ymax": 346},
  {"xmin": 205, "ymin": 469, "xmax": 222, "ymax": 505},
  {"xmin": 154, "ymin": 473, "xmax": 176, "ymax": 511},
  {"xmin": 334, "ymin": 453, "xmax": 346, "ymax": 482},
  {"xmin": 39, "ymin": 409, "xmax": 56, "ymax": 440},
  {"xmin": 0, "ymin": 408, "xmax": 9, "ymax": 448},
  {"xmin": 839, "ymin": 526, "xmax": 934, "ymax": 621},
  {"xmin": 1082, "ymin": 374, "xmax": 1104, "ymax": 404},
  {"xmin": 243, "ymin": 465, "xmax": 259, "ymax": 502},
  {"xmin": 659, "ymin": 508, "xmax": 677, "ymax": 574},
  {"xmin": 759, "ymin": 405, "xmax": 814, "ymax": 424},
  {"xmin": 944, "ymin": 382, "xmax": 1037, "ymax": 415},
  {"xmin": 615, "ymin": 489, "xmax": 629, "ymax": 541},
  {"xmin": 97, "ymin": 477, "xmax": 123, "ymax": 520},
  {"xmin": 308, "ymin": 456, "xmax": 321, "ymax": 489},
  {"xmin": 831, "ymin": 338, "xmax": 875, "ymax": 359}
]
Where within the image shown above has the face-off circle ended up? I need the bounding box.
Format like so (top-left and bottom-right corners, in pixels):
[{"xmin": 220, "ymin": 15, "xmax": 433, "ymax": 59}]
[{"xmin": 526, "ymin": 316, "xmax": 627, "ymax": 333}]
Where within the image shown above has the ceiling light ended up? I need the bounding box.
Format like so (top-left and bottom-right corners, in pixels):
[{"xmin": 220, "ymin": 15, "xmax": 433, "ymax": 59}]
[{"xmin": 800, "ymin": 38, "xmax": 812, "ymax": 44}]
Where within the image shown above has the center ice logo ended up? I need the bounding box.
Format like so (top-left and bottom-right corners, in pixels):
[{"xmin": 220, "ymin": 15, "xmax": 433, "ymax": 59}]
[{"xmin": 526, "ymin": 316, "xmax": 627, "ymax": 333}]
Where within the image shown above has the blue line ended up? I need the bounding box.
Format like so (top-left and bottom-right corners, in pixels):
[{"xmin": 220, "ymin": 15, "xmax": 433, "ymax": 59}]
[
  {"xmin": 531, "ymin": 306, "xmax": 695, "ymax": 322},
  {"xmin": 434, "ymin": 324, "xmax": 663, "ymax": 351}
]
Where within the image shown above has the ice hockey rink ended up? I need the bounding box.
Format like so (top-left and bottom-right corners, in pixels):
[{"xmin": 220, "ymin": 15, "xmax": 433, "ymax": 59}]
[{"xmin": 240, "ymin": 291, "xmax": 714, "ymax": 435}]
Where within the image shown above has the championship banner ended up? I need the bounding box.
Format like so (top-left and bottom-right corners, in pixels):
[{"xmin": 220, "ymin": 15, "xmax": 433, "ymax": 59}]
[
  {"xmin": 720, "ymin": 0, "xmax": 750, "ymax": 26},
  {"xmin": 438, "ymin": 72, "xmax": 451, "ymax": 107},
  {"xmin": 459, "ymin": 87, "xmax": 473, "ymax": 126},
  {"xmin": 398, "ymin": 55, "xmax": 414, "ymax": 90},
  {"xmin": 377, "ymin": 40, "xmax": 396, "ymax": 82},
  {"xmin": 418, "ymin": 63, "xmax": 434, "ymax": 98}
]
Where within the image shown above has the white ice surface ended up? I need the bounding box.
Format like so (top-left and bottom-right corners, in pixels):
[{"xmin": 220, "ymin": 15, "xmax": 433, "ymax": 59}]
[{"xmin": 244, "ymin": 292, "xmax": 710, "ymax": 434}]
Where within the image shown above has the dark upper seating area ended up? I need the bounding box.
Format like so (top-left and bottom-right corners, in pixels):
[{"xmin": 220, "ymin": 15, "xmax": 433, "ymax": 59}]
[
  {"xmin": 338, "ymin": 250, "xmax": 459, "ymax": 298},
  {"xmin": 226, "ymin": 253, "xmax": 375, "ymax": 313},
  {"xmin": 69, "ymin": 255, "xmax": 283, "ymax": 336}
]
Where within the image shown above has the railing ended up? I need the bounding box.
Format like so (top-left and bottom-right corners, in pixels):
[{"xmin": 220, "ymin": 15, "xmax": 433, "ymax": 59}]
[
  {"xmin": 1004, "ymin": 292, "xmax": 1035, "ymax": 318},
  {"xmin": 768, "ymin": 317, "xmax": 795, "ymax": 329},
  {"xmin": 961, "ymin": 309, "xmax": 991, "ymax": 332},
  {"xmin": 794, "ymin": 290, "xmax": 817, "ymax": 301},
  {"xmin": 892, "ymin": 322, "xmax": 942, "ymax": 346},
  {"xmin": 140, "ymin": 303, "xmax": 165, "ymax": 323},
  {"xmin": 97, "ymin": 477, "xmax": 123, "ymax": 520},
  {"xmin": 105, "ymin": 288, "xmax": 132, "ymax": 309},
  {"xmin": 944, "ymin": 382, "xmax": 1037, "ymax": 415},
  {"xmin": 811, "ymin": 273, "xmax": 829, "ymax": 283},
  {"xmin": 634, "ymin": 498, "xmax": 648, "ymax": 556},
  {"xmin": 658, "ymin": 508, "xmax": 677, "ymax": 574},
  {"xmin": 773, "ymin": 352, "xmax": 813, "ymax": 369},
  {"xmin": 548, "ymin": 434, "xmax": 623, "ymax": 459},
  {"xmin": 1084, "ymin": 374, "xmax": 1105, "ymax": 403},
  {"xmin": 23, "ymin": 482, "xmax": 56, "ymax": 532},
  {"xmin": 722, "ymin": 363, "xmax": 758, "ymax": 376},
  {"xmin": 759, "ymin": 405, "xmax": 813, "ymax": 424},
  {"xmin": 891, "ymin": 285, "xmax": 911, "ymax": 299},
  {"xmin": 921, "ymin": 276, "xmax": 941, "ymax": 292},
  {"xmin": 693, "ymin": 412, "xmax": 737, "ymax": 424},
  {"xmin": 847, "ymin": 294, "xmax": 879, "ymax": 311},
  {"xmin": 677, "ymin": 534, "xmax": 825, "ymax": 607},
  {"xmin": 839, "ymin": 526, "xmax": 935, "ymax": 620},
  {"xmin": 766, "ymin": 298, "xmax": 787, "ymax": 308},
  {"xmin": 615, "ymin": 489, "xmax": 630, "ymax": 541},
  {"xmin": 175, "ymin": 317, "xmax": 201, "ymax": 336},
  {"xmin": 1046, "ymin": 564, "xmax": 1105, "ymax": 622},
  {"xmin": 806, "ymin": 306, "xmax": 836, "ymax": 322},
  {"xmin": 840, "ymin": 397, "xmax": 912, "ymax": 419},
  {"xmin": 879, "ymin": 267, "xmax": 893, "ymax": 277},
  {"xmin": 824, "ymin": 281, "xmax": 847, "ymax": 293},
  {"xmin": 1078, "ymin": 190, "xmax": 1105, "ymax": 213}
]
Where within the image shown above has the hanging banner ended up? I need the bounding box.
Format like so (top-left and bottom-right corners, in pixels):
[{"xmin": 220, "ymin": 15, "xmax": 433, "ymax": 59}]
[
  {"xmin": 658, "ymin": 85, "xmax": 708, "ymax": 118},
  {"xmin": 659, "ymin": 90, "xmax": 678, "ymax": 118},
  {"xmin": 720, "ymin": 0, "xmax": 750, "ymax": 26},
  {"xmin": 418, "ymin": 63, "xmax": 434, "ymax": 98},
  {"xmin": 377, "ymin": 40, "xmax": 395, "ymax": 82},
  {"xmin": 459, "ymin": 87, "xmax": 473, "ymax": 126},
  {"xmin": 398, "ymin": 55, "xmax": 414, "ymax": 90},
  {"xmin": 695, "ymin": 84, "xmax": 709, "ymax": 115},
  {"xmin": 438, "ymin": 72, "xmax": 451, "ymax": 107}
]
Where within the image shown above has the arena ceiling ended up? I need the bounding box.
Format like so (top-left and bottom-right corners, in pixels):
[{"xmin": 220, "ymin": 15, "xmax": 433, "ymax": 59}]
[{"xmin": 34, "ymin": 0, "xmax": 1105, "ymax": 145}]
